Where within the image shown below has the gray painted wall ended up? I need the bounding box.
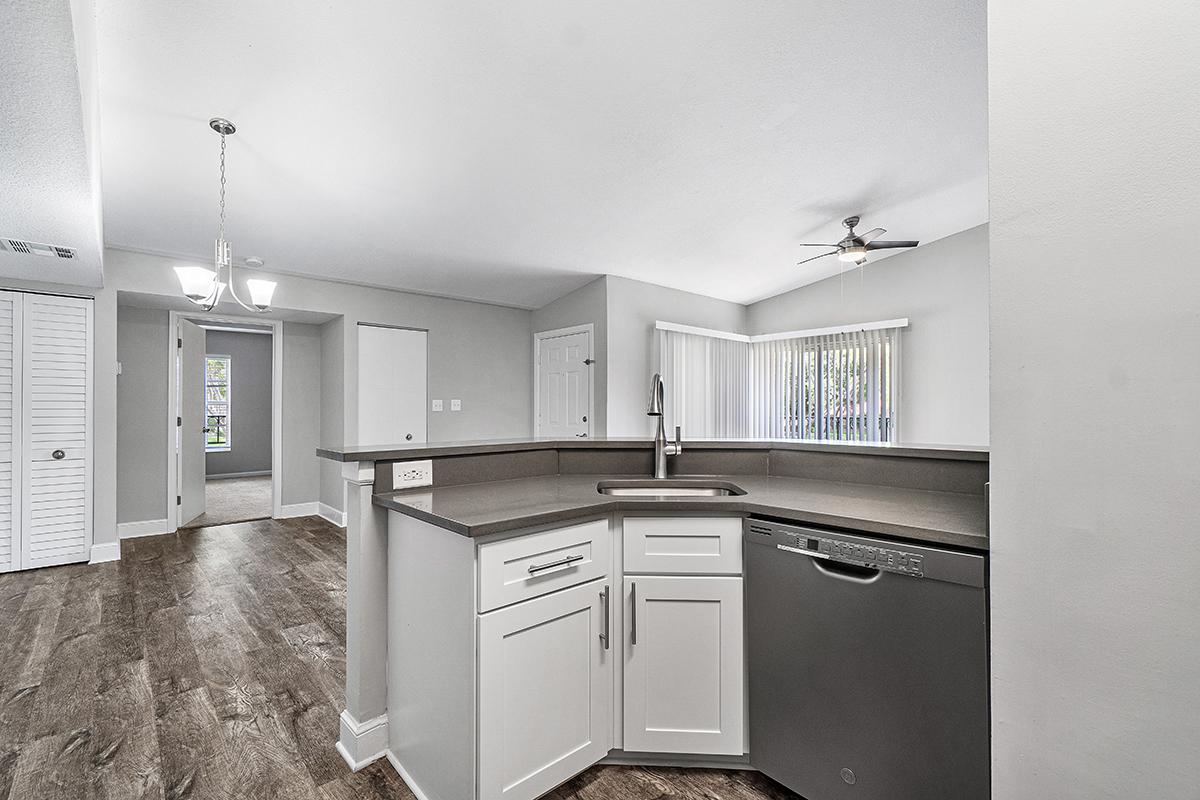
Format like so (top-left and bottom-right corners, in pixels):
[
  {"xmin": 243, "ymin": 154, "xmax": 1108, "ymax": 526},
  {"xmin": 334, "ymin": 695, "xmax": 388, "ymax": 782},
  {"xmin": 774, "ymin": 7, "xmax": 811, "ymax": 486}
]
[
  {"xmin": 116, "ymin": 306, "xmax": 169, "ymax": 523},
  {"xmin": 989, "ymin": 2, "xmax": 1200, "ymax": 797},
  {"xmin": 281, "ymin": 322, "xmax": 322, "ymax": 506},
  {"xmin": 531, "ymin": 277, "xmax": 608, "ymax": 436},
  {"xmin": 604, "ymin": 275, "xmax": 747, "ymax": 437},
  {"xmin": 319, "ymin": 318, "xmax": 345, "ymax": 512},
  {"xmin": 205, "ymin": 330, "xmax": 272, "ymax": 476},
  {"xmin": 747, "ymin": 225, "xmax": 989, "ymax": 446}
]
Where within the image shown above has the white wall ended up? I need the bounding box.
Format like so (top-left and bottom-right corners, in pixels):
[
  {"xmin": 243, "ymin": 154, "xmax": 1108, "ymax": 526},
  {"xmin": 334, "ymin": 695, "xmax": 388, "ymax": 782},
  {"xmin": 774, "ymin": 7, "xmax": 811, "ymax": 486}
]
[
  {"xmin": 989, "ymin": 2, "xmax": 1200, "ymax": 798},
  {"xmin": 116, "ymin": 306, "xmax": 168, "ymax": 523},
  {"xmin": 604, "ymin": 275, "xmax": 747, "ymax": 436},
  {"xmin": 531, "ymin": 277, "xmax": 608, "ymax": 435},
  {"xmin": 319, "ymin": 317, "xmax": 345, "ymax": 512},
  {"xmin": 205, "ymin": 330, "xmax": 273, "ymax": 476},
  {"xmin": 747, "ymin": 225, "xmax": 989, "ymax": 446},
  {"xmin": 280, "ymin": 322, "xmax": 322, "ymax": 506}
]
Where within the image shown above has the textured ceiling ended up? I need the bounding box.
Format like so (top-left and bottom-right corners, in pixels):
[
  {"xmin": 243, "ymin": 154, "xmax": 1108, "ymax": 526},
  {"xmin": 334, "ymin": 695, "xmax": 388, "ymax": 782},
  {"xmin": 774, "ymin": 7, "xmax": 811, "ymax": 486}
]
[
  {"xmin": 97, "ymin": 0, "xmax": 987, "ymax": 308},
  {"xmin": 0, "ymin": 0, "xmax": 104, "ymax": 288}
]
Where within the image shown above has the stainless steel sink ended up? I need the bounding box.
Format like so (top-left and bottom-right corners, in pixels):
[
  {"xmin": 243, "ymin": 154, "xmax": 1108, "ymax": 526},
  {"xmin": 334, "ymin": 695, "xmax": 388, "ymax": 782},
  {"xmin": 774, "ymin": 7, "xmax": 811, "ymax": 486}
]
[{"xmin": 596, "ymin": 479, "xmax": 746, "ymax": 497}]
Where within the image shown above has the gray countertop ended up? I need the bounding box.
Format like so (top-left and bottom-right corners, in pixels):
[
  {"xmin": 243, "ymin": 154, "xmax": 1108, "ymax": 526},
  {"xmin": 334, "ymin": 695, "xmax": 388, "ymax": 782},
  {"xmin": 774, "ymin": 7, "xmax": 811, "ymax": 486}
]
[
  {"xmin": 319, "ymin": 436, "xmax": 989, "ymax": 463},
  {"xmin": 374, "ymin": 473, "xmax": 988, "ymax": 551}
]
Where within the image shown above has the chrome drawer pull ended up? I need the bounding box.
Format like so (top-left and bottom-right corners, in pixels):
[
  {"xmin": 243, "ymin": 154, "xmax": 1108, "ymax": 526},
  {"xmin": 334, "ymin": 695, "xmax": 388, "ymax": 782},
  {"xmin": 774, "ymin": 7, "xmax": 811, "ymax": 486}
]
[
  {"xmin": 599, "ymin": 585, "xmax": 610, "ymax": 650},
  {"xmin": 527, "ymin": 554, "xmax": 584, "ymax": 574}
]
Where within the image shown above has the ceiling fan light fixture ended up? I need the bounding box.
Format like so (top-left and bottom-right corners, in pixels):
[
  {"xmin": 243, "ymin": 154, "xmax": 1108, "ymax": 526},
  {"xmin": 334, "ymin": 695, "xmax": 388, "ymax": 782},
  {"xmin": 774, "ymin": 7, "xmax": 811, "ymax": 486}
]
[{"xmin": 838, "ymin": 246, "xmax": 868, "ymax": 263}]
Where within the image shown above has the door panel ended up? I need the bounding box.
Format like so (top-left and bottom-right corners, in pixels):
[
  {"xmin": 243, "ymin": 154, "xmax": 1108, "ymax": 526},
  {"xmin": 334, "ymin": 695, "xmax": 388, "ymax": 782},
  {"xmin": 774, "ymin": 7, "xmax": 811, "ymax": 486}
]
[
  {"xmin": 537, "ymin": 330, "xmax": 590, "ymax": 438},
  {"xmin": 356, "ymin": 324, "xmax": 427, "ymax": 445},
  {"xmin": 623, "ymin": 575, "xmax": 744, "ymax": 755},
  {"xmin": 22, "ymin": 294, "xmax": 92, "ymax": 569},
  {"xmin": 179, "ymin": 319, "xmax": 207, "ymax": 526},
  {"xmin": 0, "ymin": 292, "xmax": 19, "ymax": 572},
  {"xmin": 478, "ymin": 578, "xmax": 612, "ymax": 800}
]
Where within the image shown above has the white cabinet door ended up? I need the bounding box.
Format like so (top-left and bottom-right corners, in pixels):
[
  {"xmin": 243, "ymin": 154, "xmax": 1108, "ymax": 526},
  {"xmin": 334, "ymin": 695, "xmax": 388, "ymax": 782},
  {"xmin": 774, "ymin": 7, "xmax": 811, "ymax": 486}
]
[
  {"xmin": 21, "ymin": 294, "xmax": 92, "ymax": 569},
  {"xmin": 0, "ymin": 292, "xmax": 19, "ymax": 573},
  {"xmin": 356, "ymin": 324, "xmax": 426, "ymax": 445},
  {"xmin": 478, "ymin": 578, "xmax": 613, "ymax": 800},
  {"xmin": 623, "ymin": 575, "xmax": 744, "ymax": 755}
]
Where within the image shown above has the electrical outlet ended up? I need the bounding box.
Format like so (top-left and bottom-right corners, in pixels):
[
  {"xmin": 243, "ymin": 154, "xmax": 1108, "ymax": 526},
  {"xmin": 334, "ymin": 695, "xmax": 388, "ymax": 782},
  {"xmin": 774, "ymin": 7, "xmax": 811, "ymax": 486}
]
[
  {"xmin": 450, "ymin": 398, "xmax": 462, "ymax": 411},
  {"xmin": 431, "ymin": 399, "xmax": 443, "ymax": 412},
  {"xmin": 392, "ymin": 459, "xmax": 433, "ymax": 489}
]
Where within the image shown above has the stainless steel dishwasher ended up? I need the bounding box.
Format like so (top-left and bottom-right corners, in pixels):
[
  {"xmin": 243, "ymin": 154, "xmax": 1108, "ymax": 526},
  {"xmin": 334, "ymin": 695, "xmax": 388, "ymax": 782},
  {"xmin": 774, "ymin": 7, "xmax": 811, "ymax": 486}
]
[{"xmin": 744, "ymin": 519, "xmax": 989, "ymax": 800}]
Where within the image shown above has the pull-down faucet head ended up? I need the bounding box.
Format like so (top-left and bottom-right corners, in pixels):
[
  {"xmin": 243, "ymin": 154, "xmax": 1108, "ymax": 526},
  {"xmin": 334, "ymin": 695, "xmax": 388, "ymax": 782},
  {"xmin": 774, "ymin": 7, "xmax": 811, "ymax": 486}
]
[{"xmin": 647, "ymin": 373, "xmax": 665, "ymax": 416}]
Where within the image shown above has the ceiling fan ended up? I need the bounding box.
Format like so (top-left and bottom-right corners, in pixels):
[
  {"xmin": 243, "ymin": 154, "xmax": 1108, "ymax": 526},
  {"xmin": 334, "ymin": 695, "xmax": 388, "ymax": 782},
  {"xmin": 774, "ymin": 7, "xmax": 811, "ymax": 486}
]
[{"xmin": 796, "ymin": 215, "xmax": 919, "ymax": 266}]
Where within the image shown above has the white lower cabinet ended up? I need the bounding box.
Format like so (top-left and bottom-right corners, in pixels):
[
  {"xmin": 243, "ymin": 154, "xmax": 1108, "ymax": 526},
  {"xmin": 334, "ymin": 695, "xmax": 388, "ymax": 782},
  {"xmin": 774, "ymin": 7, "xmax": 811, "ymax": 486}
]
[
  {"xmin": 477, "ymin": 577, "xmax": 614, "ymax": 800},
  {"xmin": 622, "ymin": 574, "xmax": 745, "ymax": 755}
]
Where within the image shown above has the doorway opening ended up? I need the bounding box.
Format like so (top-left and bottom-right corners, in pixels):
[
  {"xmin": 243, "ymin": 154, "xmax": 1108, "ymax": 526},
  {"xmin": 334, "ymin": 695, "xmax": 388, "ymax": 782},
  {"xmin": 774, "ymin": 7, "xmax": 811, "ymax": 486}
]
[{"xmin": 168, "ymin": 312, "xmax": 283, "ymax": 529}]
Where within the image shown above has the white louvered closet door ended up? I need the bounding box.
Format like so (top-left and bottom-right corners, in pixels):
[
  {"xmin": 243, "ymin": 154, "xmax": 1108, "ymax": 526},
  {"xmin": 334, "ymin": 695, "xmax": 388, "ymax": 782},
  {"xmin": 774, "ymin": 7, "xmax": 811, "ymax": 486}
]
[
  {"xmin": 21, "ymin": 294, "xmax": 92, "ymax": 569},
  {"xmin": 0, "ymin": 293, "xmax": 19, "ymax": 573}
]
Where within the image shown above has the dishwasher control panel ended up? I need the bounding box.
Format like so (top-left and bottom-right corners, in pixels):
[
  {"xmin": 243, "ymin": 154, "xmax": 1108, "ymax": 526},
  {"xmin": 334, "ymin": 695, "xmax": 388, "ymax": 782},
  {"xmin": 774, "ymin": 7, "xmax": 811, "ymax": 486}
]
[{"xmin": 776, "ymin": 529, "xmax": 925, "ymax": 577}]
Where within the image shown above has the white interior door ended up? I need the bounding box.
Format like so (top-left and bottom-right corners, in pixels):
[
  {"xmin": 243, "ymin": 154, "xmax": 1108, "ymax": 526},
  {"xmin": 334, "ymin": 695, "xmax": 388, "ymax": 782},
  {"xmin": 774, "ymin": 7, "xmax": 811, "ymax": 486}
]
[
  {"xmin": 623, "ymin": 575, "xmax": 744, "ymax": 755},
  {"xmin": 178, "ymin": 318, "xmax": 207, "ymax": 526},
  {"xmin": 356, "ymin": 324, "xmax": 427, "ymax": 445},
  {"xmin": 0, "ymin": 292, "xmax": 19, "ymax": 572},
  {"xmin": 21, "ymin": 294, "xmax": 92, "ymax": 569},
  {"xmin": 537, "ymin": 330, "xmax": 591, "ymax": 438}
]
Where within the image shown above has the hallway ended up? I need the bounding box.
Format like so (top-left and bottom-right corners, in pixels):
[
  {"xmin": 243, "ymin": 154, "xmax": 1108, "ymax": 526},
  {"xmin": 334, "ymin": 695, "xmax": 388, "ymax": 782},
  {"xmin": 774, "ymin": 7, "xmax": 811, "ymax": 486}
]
[{"xmin": 181, "ymin": 475, "xmax": 272, "ymax": 529}]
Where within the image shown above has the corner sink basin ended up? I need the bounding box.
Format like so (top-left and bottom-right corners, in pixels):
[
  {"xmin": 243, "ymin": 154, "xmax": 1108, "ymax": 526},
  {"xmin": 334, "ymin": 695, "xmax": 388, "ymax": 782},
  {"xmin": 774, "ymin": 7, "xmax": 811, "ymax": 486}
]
[{"xmin": 597, "ymin": 479, "xmax": 746, "ymax": 497}]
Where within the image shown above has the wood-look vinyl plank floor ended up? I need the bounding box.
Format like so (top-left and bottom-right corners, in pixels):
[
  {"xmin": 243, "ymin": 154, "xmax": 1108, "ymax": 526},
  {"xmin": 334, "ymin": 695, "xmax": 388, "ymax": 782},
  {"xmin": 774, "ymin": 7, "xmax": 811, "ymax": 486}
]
[{"xmin": 0, "ymin": 517, "xmax": 800, "ymax": 800}]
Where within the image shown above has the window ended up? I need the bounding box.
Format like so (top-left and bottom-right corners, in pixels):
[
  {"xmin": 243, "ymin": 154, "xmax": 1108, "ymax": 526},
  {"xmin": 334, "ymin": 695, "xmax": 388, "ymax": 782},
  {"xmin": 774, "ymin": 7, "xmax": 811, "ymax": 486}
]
[
  {"xmin": 205, "ymin": 355, "xmax": 231, "ymax": 451},
  {"xmin": 657, "ymin": 320, "xmax": 903, "ymax": 443}
]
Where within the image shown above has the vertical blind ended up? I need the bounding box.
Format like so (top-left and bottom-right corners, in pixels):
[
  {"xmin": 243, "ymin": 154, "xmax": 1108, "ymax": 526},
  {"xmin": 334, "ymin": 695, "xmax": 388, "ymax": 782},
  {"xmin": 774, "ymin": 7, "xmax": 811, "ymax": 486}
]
[{"xmin": 658, "ymin": 323, "xmax": 901, "ymax": 442}]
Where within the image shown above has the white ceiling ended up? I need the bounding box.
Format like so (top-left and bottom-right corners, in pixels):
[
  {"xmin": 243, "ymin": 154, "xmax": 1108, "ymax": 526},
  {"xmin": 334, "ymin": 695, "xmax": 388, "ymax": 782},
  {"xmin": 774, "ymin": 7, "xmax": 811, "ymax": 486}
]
[
  {"xmin": 97, "ymin": 0, "xmax": 987, "ymax": 308},
  {"xmin": 0, "ymin": 0, "xmax": 104, "ymax": 288}
]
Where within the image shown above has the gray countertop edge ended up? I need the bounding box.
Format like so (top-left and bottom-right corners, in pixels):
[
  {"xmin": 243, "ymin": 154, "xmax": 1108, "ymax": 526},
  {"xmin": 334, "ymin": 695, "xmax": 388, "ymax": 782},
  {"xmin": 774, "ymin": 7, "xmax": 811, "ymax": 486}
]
[
  {"xmin": 319, "ymin": 437, "xmax": 989, "ymax": 463},
  {"xmin": 373, "ymin": 488, "xmax": 987, "ymax": 551}
]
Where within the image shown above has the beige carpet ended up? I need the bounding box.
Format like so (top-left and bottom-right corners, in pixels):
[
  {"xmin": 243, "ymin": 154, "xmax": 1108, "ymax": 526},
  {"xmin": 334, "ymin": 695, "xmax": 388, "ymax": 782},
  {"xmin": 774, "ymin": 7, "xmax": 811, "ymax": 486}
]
[{"xmin": 182, "ymin": 475, "xmax": 273, "ymax": 528}]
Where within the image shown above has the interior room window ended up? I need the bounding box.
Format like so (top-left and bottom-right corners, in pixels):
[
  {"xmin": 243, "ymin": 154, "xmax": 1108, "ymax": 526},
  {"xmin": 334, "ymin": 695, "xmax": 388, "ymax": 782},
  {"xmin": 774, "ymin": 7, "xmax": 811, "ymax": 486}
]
[
  {"xmin": 205, "ymin": 355, "xmax": 231, "ymax": 451},
  {"xmin": 658, "ymin": 322, "xmax": 902, "ymax": 443}
]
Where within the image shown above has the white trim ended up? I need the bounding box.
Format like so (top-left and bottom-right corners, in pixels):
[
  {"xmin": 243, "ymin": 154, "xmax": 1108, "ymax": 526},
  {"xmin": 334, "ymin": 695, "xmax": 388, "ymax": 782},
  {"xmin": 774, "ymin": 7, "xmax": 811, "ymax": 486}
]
[
  {"xmin": 118, "ymin": 518, "xmax": 174, "ymax": 539},
  {"xmin": 335, "ymin": 710, "xmax": 389, "ymax": 772},
  {"xmin": 278, "ymin": 501, "xmax": 320, "ymax": 519},
  {"xmin": 197, "ymin": 324, "xmax": 272, "ymax": 335},
  {"xmin": 655, "ymin": 317, "xmax": 910, "ymax": 343},
  {"xmin": 318, "ymin": 502, "xmax": 346, "ymax": 528},
  {"xmin": 206, "ymin": 470, "xmax": 271, "ymax": 480},
  {"xmin": 384, "ymin": 750, "xmax": 434, "ymax": 800},
  {"xmin": 532, "ymin": 323, "xmax": 595, "ymax": 438},
  {"xmin": 89, "ymin": 541, "xmax": 121, "ymax": 564},
  {"xmin": 167, "ymin": 311, "xmax": 285, "ymax": 530}
]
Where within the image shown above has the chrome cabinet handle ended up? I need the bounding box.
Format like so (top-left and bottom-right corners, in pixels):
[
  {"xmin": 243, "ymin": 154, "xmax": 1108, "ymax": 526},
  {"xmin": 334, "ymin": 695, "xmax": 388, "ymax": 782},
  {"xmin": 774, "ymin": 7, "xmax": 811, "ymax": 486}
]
[
  {"xmin": 599, "ymin": 585, "xmax": 610, "ymax": 650},
  {"xmin": 527, "ymin": 554, "xmax": 583, "ymax": 574},
  {"xmin": 52, "ymin": 449, "xmax": 65, "ymax": 460},
  {"xmin": 630, "ymin": 581, "xmax": 637, "ymax": 645}
]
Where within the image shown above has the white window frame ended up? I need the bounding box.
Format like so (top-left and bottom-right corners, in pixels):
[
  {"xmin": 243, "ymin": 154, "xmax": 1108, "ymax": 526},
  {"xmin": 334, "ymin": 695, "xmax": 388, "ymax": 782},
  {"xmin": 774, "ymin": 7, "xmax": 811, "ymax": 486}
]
[{"xmin": 204, "ymin": 354, "xmax": 232, "ymax": 452}]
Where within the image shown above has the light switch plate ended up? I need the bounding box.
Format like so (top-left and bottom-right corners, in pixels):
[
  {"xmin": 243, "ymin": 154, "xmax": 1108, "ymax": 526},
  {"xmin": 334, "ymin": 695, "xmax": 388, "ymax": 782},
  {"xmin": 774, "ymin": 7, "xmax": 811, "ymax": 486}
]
[
  {"xmin": 392, "ymin": 459, "xmax": 433, "ymax": 489},
  {"xmin": 431, "ymin": 399, "xmax": 443, "ymax": 412},
  {"xmin": 450, "ymin": 398, "xmax": 462, "ymax": 411}
]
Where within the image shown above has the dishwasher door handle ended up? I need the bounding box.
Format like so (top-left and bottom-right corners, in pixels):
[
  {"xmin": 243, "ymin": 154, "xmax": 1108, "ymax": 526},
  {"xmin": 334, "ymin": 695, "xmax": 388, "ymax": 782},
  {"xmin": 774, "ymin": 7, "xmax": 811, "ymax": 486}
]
[{"xmin": 812, "ymin": 557, "xmax": 882, "ymax": 584}]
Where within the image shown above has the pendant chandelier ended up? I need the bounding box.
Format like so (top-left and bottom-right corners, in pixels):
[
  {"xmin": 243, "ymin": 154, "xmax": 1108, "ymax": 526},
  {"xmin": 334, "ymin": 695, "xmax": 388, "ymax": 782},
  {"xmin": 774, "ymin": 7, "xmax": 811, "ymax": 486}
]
[{"xmin": 174, "ymin": 117, "xmax": 276, "ymax": 313}]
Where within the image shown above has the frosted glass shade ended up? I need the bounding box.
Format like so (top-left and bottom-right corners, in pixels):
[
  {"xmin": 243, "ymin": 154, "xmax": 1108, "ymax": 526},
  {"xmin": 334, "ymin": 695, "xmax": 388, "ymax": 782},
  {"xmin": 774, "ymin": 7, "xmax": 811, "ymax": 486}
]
[
  {"xmin": 245, "ymin": 279, "xmax": 277, "ymax": 310},
  {"xmin": 175, "ymin": 266, "xmax": 218, "ymax": 302}
]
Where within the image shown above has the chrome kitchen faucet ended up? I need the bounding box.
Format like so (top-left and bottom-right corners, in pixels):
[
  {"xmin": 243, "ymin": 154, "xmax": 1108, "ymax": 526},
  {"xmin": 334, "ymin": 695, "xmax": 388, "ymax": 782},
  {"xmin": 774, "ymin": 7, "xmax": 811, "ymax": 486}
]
[{"xmin": 647, "ymin": 372, "xmax": 682, "ymax": 479}]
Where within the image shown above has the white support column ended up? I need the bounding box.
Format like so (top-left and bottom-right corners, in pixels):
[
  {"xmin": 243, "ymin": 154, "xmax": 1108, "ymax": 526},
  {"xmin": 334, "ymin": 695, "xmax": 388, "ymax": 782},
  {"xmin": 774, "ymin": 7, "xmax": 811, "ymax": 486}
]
[{"xmin": 336, "ymin": 459, "xmax": 390, "ymax": 771}]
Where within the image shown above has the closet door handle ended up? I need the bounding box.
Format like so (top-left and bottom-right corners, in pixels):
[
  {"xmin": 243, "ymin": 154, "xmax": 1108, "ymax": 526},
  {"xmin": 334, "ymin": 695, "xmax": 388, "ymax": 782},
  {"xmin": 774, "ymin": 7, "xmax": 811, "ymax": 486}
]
[
  {"xmin": 630, "ymin": 582, "xmax": 637, "ymax": 645},
  {"xmin": 51, "ymin": 449, "xmax": 65, "ymax": 460}
]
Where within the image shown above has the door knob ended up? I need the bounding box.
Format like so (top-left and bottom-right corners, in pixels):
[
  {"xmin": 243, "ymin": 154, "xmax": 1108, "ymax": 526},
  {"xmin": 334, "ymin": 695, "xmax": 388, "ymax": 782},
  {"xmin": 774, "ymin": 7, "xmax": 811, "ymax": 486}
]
[{"xmin": 52, "ymin": 449, "xmax": 65, "ymax": 460}]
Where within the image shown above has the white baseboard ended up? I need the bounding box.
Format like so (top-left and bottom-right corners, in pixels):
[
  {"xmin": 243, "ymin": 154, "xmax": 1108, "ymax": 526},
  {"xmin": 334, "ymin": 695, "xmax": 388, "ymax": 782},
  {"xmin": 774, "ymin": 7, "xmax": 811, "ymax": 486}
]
[
  {"xmin": 89, "ymin": 541, "xmax": 121, "ymax": 564},
  {"xmin": 277, "ymin": 501, "xmax": 320, "ymax": 519},
  {"xmin": 207, "ymin": 470, "xmax": 271, "ymax": 480},
  {"xmin": 118, "ymin": 518, "xmax": 175, "ymax": 539},
  {"xmin": 318, "ymin": 502, "xmax": 346, "ymax": 528},
  {"xmin": 336, "ymin": 710, "xmax": 388, "ymax": 772},
  {"xmin": 385, "ymin": 750, "xmax": 433, "ymax": 800}
]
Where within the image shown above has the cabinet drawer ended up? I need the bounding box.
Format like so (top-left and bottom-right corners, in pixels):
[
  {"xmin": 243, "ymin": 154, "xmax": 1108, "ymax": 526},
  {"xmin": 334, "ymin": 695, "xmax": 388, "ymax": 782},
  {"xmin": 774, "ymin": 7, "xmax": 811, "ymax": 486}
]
[
  {"xmin": 478, "ymin": 518, "xmax": 610, "ymax": 612},
  {"xmin": 622, "ymin": 517, "xmax": 742, "ymax": 575}
]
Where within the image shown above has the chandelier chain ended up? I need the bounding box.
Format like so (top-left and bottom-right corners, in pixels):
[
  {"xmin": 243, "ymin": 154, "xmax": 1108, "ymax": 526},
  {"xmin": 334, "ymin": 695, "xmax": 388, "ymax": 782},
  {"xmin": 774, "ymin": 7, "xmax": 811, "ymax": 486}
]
[{"xmin": 217, "ymin": 132, "xmax": 227, "ymax": 241}]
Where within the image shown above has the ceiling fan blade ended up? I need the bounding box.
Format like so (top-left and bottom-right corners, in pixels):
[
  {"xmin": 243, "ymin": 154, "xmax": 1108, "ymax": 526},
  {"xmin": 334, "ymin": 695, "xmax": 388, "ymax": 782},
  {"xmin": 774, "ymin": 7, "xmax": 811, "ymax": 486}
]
[
  {"xmin": 858, "ymin": 227, "xmax": 886, "ymax": 243},
  {"xmin": 796, "ymin": 251, "xmax": 838, "ymax": 266},
  {"xmin": 864, "ymin": 240, "xmax": 919, "ymax": 250},
  {"xmin": 797, "ymin": 243, "xmax": 839, "ymax": 247}
]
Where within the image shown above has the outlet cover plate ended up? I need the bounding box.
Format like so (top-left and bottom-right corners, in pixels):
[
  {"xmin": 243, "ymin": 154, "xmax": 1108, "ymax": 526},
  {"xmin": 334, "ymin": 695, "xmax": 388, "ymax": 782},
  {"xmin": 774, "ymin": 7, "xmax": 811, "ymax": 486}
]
[{"xmin": 393, "ymin": 459, "xmax": 433, "ymax": 489}]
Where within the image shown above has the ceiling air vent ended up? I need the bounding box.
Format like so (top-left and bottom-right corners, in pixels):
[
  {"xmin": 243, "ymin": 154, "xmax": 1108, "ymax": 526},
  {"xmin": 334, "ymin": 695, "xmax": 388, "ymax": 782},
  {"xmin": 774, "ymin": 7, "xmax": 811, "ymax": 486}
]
[{"xmin": 0, "ymin": 239, "xmax": 76, "ymax": 259}]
